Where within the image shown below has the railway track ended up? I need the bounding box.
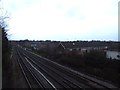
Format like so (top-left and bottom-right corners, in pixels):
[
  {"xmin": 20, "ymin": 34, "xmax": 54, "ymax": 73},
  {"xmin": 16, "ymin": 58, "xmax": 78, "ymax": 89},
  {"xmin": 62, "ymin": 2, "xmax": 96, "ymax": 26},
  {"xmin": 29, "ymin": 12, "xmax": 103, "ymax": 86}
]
[
  {"xmin": 17, "ymin": 47, "xmax": 89, "ymax": 89},
  {"xmin": 16, "ymin": 48, "xmax": 57, "ymax": 89},
  {"xmin": 14, "ymin": 47, "xmax": 118, "ymax": 89},
  {"xmin": 24, "ymin": 55, "xmax": 86, "ymax": 89},
  {"xmin": 22, "ymin": 50, "xmax": 112, "ymax": 89},
  {"xmin": 29, "ymin": 52, "xmax": 118, "ymax": 89}
]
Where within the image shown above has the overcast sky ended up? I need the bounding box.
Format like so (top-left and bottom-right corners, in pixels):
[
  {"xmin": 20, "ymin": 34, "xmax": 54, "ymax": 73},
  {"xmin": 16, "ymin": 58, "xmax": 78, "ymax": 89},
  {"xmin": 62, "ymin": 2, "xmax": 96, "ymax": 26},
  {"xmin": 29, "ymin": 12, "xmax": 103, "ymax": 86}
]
[{"xmin": 1, "ymin": 0, "xmax": 119, "ymax": 41}]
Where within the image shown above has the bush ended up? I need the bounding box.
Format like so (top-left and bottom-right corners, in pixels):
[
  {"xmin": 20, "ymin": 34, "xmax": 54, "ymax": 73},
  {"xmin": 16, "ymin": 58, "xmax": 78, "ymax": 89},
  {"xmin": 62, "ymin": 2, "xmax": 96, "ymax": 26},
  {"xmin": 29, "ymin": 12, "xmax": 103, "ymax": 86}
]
[{"xmin": 84, "ymin": 50, "xmax": 106, "ymax": 68}]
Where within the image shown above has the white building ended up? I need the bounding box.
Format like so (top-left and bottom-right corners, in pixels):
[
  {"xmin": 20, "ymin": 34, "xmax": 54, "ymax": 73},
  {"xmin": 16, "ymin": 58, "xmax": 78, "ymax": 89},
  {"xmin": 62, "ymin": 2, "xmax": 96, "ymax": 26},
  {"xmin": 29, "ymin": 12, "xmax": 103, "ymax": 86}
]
[{"xmin": 106, "ymin": 51, "xmax": 120, "ymax": 60}]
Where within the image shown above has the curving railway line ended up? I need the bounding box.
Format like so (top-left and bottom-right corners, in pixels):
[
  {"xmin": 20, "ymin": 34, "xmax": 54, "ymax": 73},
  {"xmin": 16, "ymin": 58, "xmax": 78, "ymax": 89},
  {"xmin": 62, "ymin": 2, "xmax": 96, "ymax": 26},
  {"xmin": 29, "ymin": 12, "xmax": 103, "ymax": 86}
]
[{"xmin": 12, "ymin": 46, "xmax": 118, "ymax": 89}]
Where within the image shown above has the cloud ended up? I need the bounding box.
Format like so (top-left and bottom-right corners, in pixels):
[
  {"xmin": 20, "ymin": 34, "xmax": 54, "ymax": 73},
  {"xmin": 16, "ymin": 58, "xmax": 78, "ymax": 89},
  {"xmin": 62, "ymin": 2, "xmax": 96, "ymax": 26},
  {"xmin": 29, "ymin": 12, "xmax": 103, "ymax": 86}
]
[{"xmin": 7, "ymin": 0, "xmax": 119, "ymax": 40}]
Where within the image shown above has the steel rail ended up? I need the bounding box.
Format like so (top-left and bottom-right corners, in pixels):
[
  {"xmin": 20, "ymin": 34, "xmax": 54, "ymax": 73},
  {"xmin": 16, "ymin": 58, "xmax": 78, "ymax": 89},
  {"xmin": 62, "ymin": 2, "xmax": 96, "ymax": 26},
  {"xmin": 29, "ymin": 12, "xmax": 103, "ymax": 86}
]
[
  {"xmin": 23, "ymin": 53, "xmax": 88, "ymax": 89},
  {"xmin": 16, "ymin": 49, "xmax": 45, "ymax": 89},
  {"xmin": 15, "ymin": 49, "xmax": 32, "ymax": 89},
  {"xmin": 25, "ymin": 56, "xmax": 77, "ymax": 88},
  {"xmin": 24, "ymin": 57, "xmax": 57, "ymax": 90}
]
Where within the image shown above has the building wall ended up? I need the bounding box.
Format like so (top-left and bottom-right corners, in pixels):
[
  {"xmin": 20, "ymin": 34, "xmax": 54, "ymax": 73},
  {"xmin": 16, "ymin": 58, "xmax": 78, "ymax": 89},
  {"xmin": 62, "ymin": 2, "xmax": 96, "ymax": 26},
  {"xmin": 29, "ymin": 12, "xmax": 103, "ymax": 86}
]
[{"xmin": 106, "ymin": 51, "xmax": 120, "ymax": 60}]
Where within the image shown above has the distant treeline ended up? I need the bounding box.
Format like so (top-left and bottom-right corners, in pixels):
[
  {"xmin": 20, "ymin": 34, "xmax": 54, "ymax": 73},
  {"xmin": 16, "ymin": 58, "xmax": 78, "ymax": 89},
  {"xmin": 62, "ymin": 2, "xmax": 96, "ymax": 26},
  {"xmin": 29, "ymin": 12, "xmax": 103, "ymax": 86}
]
[{"xmin": 14, "ymin": 39, "xmax": 120, "ymax": 51}]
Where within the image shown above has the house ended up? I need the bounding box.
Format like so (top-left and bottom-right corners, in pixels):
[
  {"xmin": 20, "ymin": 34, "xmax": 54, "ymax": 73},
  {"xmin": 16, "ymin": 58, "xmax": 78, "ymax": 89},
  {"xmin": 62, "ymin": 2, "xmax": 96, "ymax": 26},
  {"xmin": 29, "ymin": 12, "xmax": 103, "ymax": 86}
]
[
  {"xmin": 55, "ymin": 42, "xmax": 82, "ymax": 55},
  {"xmin": 55, "ymin": 42, "xmax": 108, "ymax": 55},
  {"xmin": 24, "ymin": 41, "xmax": 109, "ymax": 55},
  {"xmin": 55, "ymin": 42, "xmax": 65, "ymax": 54}
]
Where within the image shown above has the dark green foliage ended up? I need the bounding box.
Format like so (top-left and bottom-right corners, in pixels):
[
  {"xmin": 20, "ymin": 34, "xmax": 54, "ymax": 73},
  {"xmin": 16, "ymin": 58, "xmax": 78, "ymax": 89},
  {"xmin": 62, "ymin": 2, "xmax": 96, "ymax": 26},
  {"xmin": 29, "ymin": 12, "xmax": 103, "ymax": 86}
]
[
  {"xmin": 84, "ymin": 50, "xmax": 106, "ymax": 68},
  {"xmin": 59, "ymin": 54, "xmax": 85, "ymax": 67},
  {"xmin": 33, "ymin": 48, "xmax": 119, "ymax": 86},
  {"xmin": 2, "ymin": 27, "xmax": 11, "ymax": 65},
  {"xmin": 1, "ymin": 15, "xmax": 12, "ymax": 88},
  {"xmin": 2, "ymin": 28, "xmax": 9, "ymax": 54}
]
